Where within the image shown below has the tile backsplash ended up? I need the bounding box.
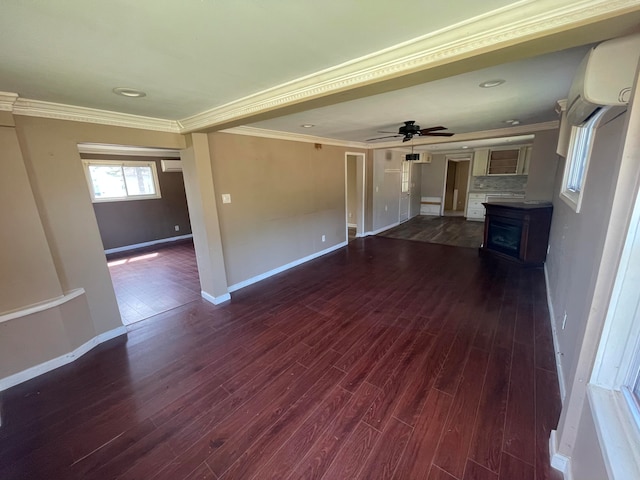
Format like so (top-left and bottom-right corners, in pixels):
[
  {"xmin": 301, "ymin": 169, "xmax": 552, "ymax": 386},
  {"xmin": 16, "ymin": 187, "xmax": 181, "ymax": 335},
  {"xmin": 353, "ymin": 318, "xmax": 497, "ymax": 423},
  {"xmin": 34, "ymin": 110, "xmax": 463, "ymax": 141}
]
[{"xmin": 472, "ymin": 175, "xmax": 527, "ymax": 192}]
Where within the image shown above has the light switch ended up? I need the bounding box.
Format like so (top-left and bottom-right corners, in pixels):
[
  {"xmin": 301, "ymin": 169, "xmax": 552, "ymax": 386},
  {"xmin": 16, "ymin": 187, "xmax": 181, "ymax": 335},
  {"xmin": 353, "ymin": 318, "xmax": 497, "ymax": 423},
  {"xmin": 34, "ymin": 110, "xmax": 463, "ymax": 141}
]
[{"xmin": 222, "ymin": 194, "xmax": 231, "ymax": 204}]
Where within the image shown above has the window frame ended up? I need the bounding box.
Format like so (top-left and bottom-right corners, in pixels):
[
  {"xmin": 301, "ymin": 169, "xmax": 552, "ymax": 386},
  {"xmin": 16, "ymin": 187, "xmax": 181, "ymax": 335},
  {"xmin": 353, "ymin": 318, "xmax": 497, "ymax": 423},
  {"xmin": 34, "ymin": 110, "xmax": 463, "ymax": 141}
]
[
  {"xmin": 560, "ymin": 107, "xmax": 610, "ymax": 213},
  {"xmin": 82, "ymin": 159, "xmax": 162, "ymax": 203}
]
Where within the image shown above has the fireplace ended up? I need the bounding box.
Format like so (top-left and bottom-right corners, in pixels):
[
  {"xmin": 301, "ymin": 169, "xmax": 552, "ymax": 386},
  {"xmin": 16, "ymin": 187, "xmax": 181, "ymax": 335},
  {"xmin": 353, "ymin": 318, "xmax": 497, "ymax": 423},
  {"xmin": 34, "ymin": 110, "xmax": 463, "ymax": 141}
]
[
  {"xmin": 480, "ymin": 202, "xmax": 553, "ymax": 267},
  {"xmin": 487, "ymin": 219, "xmax": 522, "ymax": 256}
]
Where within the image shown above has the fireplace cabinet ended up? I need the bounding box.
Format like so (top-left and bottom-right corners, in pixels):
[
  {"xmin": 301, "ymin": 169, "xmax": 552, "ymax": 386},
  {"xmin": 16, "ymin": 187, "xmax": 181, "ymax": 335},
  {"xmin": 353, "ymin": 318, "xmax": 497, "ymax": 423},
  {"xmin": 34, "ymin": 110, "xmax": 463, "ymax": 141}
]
[{"xmin": 480, "ymin": 202, "xmax": 553, "ymax": 267}]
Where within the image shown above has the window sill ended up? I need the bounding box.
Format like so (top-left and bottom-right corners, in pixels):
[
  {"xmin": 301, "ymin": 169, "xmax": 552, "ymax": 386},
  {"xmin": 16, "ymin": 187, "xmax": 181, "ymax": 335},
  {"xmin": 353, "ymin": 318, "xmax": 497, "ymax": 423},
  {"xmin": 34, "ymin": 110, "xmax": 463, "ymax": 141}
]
[
  {"xmin": 588, "ymin": 384, "xmax": 640, "ymax": 479},
  {"xmin": 559, "ymin": 189, "xmax": 582, "ymax": 213}
]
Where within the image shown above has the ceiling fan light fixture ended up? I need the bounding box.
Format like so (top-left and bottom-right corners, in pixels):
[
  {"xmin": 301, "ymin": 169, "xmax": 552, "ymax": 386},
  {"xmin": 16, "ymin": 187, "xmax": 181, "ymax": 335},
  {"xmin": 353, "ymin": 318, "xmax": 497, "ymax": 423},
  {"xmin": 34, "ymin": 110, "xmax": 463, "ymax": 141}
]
[
  {"xmin": 112, "ymin": 87, "xmax": 146, "ymax": 98},
  {"xmin": 479, "ymin": 79, "xmax": 506, "ymax": 88}
]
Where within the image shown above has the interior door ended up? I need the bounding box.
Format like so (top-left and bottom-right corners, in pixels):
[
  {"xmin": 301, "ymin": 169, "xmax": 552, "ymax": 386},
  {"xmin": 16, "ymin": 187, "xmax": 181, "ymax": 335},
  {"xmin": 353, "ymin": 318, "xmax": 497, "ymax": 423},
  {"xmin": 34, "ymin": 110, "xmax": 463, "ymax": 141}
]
[{"xmin": 399, "ymin": 161, "xmax": 411, "ymax": 222}]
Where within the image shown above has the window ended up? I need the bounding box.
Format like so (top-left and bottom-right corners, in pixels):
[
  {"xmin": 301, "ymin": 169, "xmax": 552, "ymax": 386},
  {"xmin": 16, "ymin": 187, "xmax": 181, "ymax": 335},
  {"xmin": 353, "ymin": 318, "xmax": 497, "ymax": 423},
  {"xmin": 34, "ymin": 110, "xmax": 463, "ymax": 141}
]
[
  {"xmin": 83, "ymin": 160, "xmax": 161, "ymax": 202},
  {"xmin": 560, "ymin": 107, "xmax": 609, "ymax": 212},
  {"xmin": 623, "ymin": 354, "xmax": 640, "ymax": 427},
  {"xmin": 401, "ymin": 161, "xmax": 411, "ymax": 193}
]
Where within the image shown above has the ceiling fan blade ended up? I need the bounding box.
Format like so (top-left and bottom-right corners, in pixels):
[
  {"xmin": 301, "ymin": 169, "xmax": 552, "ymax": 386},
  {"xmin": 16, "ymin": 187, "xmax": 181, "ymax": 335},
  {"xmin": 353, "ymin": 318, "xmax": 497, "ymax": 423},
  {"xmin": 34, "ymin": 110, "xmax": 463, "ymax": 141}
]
[
  {"xmin": 419, "ymin": 126, "xmax": 447, "ymax": 133},
  {"xmin": 366, "ymin": 134, "xmax": 402, "ymax": 141},
  {"xmin": 423, "ymin": 132, "xmax": 455, "ymax": 137}
]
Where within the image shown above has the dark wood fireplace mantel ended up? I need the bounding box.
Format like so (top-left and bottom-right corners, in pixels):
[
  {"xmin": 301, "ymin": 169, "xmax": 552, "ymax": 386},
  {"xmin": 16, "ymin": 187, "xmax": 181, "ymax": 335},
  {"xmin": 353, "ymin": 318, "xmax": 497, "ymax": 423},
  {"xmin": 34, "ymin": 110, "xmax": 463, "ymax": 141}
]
[{"xmin": 480, "ymin": 202, "xmax": 553, "ymax": 267}]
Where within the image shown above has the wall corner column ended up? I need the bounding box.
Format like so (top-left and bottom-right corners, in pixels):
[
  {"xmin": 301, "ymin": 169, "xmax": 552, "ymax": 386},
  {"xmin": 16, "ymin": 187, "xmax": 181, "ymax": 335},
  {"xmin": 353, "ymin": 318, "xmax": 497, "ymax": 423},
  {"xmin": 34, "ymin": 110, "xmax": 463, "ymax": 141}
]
[{"xmin": 180, "ymin": 133, "xmax": 230, "ymax": 304}]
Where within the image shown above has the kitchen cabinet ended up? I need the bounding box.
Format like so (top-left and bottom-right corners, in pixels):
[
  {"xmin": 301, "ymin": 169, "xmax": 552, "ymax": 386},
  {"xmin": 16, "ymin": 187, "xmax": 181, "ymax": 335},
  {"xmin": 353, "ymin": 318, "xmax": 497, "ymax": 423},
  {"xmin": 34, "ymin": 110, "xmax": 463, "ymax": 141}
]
[
  {"xmin": 467, "ymin": 193, "xmax": 487, "ymax": 220},
  {"xmin": 473, "ymin": 146, "xmax": 532, "ymax": 176},
  {"xmin": 466, "ymin": 192, "xmax": 525, "ymax": 221},
  {"xmin": 472, "ymin": 149, "xmax": 489, "ymax": 176}
]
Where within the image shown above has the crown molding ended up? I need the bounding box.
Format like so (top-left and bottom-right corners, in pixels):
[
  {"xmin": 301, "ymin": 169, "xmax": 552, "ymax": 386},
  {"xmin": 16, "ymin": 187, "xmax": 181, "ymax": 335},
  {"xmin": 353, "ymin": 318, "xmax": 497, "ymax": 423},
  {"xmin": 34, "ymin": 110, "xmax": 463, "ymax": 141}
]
[
  {"xmin": 12, "ymin": 98, "xmax": 181, "ymax": 133},
  {"xmin": 178, "ymin": 0, "xmax": 640, "ymax": 133},
  {"xmin": 556, "ymin": 98, "xmax": 569, "ymax": 114},
  {"xmin": 0, "ymin": 92, "xmax": 18, "ymax": 111},
  {"xmin": 220, "ymin": 126, "xmax": 368, "ymax": 149},
  {"xmin": 368, "ymin": 121, "xmax": 559, "ymax": 149}
]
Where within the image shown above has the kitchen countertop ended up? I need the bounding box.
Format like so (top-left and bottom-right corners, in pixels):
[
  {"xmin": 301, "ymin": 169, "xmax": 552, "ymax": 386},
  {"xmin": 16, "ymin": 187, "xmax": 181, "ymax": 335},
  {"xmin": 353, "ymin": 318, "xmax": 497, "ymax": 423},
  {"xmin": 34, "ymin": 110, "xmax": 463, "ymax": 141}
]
[{"xmin": 468, "ymin": 190, "xmax": 526, "ymax": 195}]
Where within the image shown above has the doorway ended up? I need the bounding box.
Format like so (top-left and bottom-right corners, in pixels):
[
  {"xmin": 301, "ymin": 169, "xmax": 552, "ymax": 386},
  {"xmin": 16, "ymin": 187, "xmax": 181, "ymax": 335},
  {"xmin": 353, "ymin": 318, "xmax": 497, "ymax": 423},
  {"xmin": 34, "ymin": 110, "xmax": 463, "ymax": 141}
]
[
  {"xmin": 345, "ymin": 152, "xmax": 366, "ymax": 242},
  {"xmin": 441, "ymin": 156, "xmax": 471, "ymax": 217},
  {"xmin": 79, "ymin": 143, "xmax": 201, "ymax": 325}
]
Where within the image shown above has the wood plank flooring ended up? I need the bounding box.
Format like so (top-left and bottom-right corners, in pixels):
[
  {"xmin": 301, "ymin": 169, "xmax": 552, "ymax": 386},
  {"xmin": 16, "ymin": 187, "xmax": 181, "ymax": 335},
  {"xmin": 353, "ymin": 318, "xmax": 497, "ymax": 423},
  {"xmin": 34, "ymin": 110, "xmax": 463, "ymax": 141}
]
[
  {"xmin": 378, "ymin": 216, "xmax": 484, "ymax": 248},
  {"xmin": 108, "ymin": 241, "xmax": 201, "ymax": 325},
  {"xmin": 0, "ymin": 237, "xmax": 563, "ymax": 479}
]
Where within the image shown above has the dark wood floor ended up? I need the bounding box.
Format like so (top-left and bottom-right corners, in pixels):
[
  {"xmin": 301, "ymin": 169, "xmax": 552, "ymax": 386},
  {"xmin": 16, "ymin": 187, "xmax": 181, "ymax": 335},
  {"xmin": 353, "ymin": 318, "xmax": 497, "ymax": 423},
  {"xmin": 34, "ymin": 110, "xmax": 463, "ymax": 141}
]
[
  {"xmin": 0, "ymin": 237, "xmax": 562, "ymax": 480},
  {"xmin": 379, "ymin": 216, "xmax": 484, "ymax": 248},
  {"xmin": 108, "ymin": 241, "xmax": 201, "ymax": 325}
]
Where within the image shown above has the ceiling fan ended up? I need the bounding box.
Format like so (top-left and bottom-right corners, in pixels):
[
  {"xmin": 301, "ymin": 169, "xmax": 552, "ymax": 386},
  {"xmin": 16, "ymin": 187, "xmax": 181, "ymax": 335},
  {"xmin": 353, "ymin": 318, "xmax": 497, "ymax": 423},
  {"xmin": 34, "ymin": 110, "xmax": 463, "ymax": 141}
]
[{"xmin": 367, "ymin": 120, "xmax": 455, "ymax": 142}]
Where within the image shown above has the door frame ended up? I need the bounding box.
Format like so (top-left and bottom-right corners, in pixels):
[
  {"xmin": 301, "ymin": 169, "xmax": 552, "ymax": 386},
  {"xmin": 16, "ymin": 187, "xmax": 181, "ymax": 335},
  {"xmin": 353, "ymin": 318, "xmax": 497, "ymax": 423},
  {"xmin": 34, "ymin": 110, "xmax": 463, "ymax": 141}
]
[
  {"xmin": 440, "ymin": 154, "xmax": 472, "ymax": 216},
  {"xmin": 345, "ymin": 152, "xmax": 366, "ymax": 240}
]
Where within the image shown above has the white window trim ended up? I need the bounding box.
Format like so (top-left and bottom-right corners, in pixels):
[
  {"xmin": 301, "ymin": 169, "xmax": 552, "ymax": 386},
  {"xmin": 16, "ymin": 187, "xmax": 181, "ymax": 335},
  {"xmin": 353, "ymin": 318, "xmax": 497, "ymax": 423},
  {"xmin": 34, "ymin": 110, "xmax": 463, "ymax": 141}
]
[
  {"xmin": 82, "ymin": 159, "xmax": 162, "ymax": 203},
  {"xmin": 589, "ymin": 184, "xmax": 640, "ymax": 479},
  {"xmin": 559, "ymin": 108, "xmax": 609, "ymax": 213}
]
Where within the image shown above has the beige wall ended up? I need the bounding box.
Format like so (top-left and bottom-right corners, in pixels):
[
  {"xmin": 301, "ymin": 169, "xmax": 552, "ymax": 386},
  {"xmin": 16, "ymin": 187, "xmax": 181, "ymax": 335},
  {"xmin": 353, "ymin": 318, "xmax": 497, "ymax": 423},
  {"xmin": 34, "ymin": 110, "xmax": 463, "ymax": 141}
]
[
  {"xmin": 1, "ymin": 115, "xmax": 184, "ymax": 384},
  {"xmin": 546, "ymin": 106, "xmax": 634, "ymax": 476},
  {"xmin": 372, "ymin": 150, "xmax": 402, "ymax": 231},
  {"xmin": 207, "ymin": 132, "xmax": 365, "ymax": 287},
  {"xmin": 546, "ymin": 110, "xmax": 627, "ymax": 394},
  {"xmin": 421, "ymin": 153, "xmax": 447, "ymax": 198},
  {"xmin": 0, "ymin": 126, "xmax": 62, "ymax": 313},
  {"xmin": 526, "ymin": 129, "xmax": 560, "ymax": 201},
  {"xmin": 570, "ymin": 400, "xmax": 608, "ymax": 480}
]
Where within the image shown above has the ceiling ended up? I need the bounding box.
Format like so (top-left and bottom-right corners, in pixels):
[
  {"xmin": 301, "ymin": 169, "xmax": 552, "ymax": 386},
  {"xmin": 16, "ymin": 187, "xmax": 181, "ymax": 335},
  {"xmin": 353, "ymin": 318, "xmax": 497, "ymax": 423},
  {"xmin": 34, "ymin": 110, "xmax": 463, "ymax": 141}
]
[
  {"xmin": 246, "ymin": 46, "xmax": 590, "ymax": 143},
  {"xmin": 1, "ymin": 1, "xmax": 640, "ymax": 144}
]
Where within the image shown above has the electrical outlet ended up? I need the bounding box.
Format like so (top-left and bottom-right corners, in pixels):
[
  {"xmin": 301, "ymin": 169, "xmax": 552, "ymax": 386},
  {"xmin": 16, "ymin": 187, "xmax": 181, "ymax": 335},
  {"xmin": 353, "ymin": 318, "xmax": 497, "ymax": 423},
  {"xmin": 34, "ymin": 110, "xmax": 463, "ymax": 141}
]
[
  {"xmin": 174, "ymin": 225, "xmax": 180, "ymax": 232},
  {"xmin": 321, "ymin": 235, "xmax": 326, "ymax": 242},
  {"xmin": 562, "ymin": 312, "xmax": 568, "ymax": 330},
  {"xmin": 222, "ymin": 193, "xmax": 231, "ymax": 204},
  {"xmin": 385, "ymin": 205, "xmax": 388, "ymax": 211}
]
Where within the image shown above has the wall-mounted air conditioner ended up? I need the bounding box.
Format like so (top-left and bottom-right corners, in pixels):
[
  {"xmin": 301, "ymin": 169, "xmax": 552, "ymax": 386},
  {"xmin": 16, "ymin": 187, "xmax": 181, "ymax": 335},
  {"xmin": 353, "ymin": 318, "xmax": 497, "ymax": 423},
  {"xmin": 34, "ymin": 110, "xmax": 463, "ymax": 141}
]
[
  {"xmin": 405, "ymin": 152, "xmax": 432, "ymax": 163},
  {"xmin": 161, "ymin": 159, "xmax": 182, "ymax": 172},
  {"xmin": 566, "ymin": 33, "xmax": 640, "ymax": 126}
]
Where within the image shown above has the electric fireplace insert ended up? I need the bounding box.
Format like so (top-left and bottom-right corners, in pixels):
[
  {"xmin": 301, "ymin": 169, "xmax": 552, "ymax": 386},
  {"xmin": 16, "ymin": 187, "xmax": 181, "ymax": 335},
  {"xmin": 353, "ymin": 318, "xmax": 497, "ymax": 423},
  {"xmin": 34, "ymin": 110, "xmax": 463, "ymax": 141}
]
[{"xmin": 480, "ymin": 202, "xmax": 552, "ymax": 267}]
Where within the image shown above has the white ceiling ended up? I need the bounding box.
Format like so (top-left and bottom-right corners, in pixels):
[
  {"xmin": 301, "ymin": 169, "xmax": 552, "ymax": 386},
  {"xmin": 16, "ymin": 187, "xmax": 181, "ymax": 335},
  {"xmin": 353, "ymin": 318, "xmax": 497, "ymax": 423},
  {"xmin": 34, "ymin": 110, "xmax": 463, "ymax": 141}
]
[
  {"xmin": 0, "ymin": 1, "xmax": 638, "ymax": 142},
  {"xmin": 246, "ymin": 46, "xmax": 591, "ymax": 142},
  {"xmin": 0, "ymin": 0, "xmax": 517, "ymax": 119}
]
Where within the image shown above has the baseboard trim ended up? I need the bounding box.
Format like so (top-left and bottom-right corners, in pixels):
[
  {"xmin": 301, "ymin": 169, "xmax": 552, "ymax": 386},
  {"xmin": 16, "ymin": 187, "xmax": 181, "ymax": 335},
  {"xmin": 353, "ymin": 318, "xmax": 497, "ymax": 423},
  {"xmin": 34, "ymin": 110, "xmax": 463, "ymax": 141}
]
[
  {"xmin": 228, "ymin": 241, "xmax": 348, "ymax": 293},
  {"xmin": 201, "ymin": 291, "xmax": 231, "ymax": 305},
  {"xmin": 104, "ymin": 234, "xmax": 193, "ymax": 254},
  {"xmin": 364, "ymin": 221, "xmax": 401, "ymax": 237},
  {"xmin": 0, "ymin": 325, "xmax": 127, "ymax": 392},
  {"xmin": 544, "ymin": 264, "xmax": 567, "ymax": 403},
  {"xmin": 550, "ymin": 430, "xmax": 573, "ymax": 480}
]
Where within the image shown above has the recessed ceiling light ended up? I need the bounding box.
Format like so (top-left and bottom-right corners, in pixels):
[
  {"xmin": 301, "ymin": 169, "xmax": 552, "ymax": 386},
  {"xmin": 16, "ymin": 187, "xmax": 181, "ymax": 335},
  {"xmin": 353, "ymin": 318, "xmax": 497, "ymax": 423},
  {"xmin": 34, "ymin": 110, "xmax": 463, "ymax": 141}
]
[
  {"xmin": 462, "ymin": 146, "xmax": 469, "ymax": 149},
  {"xmin": 112, "ymin": 87, "xmax": 146, "ymax": 98},
  {"xmin": 301, "ymin": 124, "xmax": 315, "ymax": 128},
  {"xmin": 479, "ymin": 79, "xmax": 506, "ymax": 88}
]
